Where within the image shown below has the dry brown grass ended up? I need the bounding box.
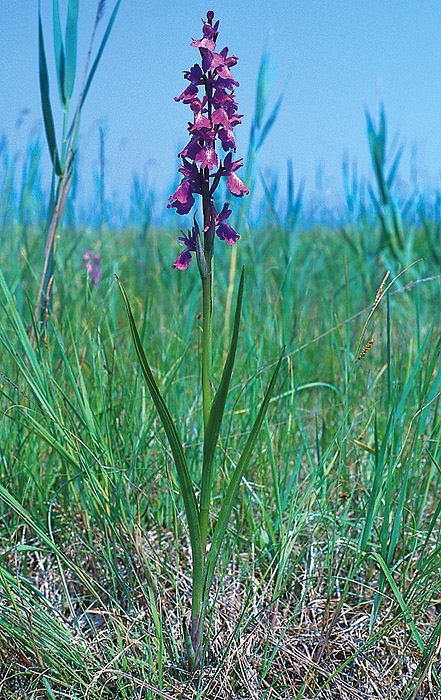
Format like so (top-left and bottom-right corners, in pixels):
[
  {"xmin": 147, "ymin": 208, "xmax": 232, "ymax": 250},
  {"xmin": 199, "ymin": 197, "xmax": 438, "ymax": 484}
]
[{"xmin": 1, "ymin": 523, "xmax": 441, "ymax": 699}]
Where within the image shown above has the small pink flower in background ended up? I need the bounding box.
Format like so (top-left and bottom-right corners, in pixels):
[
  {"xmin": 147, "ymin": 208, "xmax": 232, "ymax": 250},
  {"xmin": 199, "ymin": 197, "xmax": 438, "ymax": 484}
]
[{"xmin": 82, "ymin": 250, "xmax": 102, "ymax": 285}]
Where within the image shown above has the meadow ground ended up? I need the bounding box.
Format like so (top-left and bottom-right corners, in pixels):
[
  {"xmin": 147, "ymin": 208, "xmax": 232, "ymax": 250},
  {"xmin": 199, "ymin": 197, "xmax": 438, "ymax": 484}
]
[{"xmin": 1, "ymin": 199, "xmax": 441, "ymax": 698}]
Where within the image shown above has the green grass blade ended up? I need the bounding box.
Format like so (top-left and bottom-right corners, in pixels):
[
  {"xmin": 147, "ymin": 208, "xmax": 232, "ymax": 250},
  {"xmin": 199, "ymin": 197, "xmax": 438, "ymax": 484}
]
[
  {"xmin": 359, "ymin": 412, "xmax": 391, "ymax": 554},
  {"xmin": 371, "ymin": 552, "xmax": 425, "ymax": 654},
  {"xmin": 199, "ymin": 268, "xmax": 244, "ymax": 541},
  {"xmin": 256, "ymin": 93, "xmax": 284, "ymax": 150},
  {"xmin": 366, "ymin": 106, "xmax": 387, "ymax": 204},
  {"xmin": 0, "ymin": 485, "xmax": 105, "ymax": 602},
  {"xmin": 53, "ymin": 0, "xmax": 66, "ymax": 106},
  {"xmin": 387, "ymin": 144, "xmax": 403, "ymax": 190},
  {"xmin": 64, "ymin": 0, "xmax": 78, "ymax": 102},
  {"xmin": 204, "ymin": 347, "xmax": 284, "ymax": 605},
  {"xmin": 3, "ymin": 408, "xmax": 80, "ymax": 471},
  {"xmin": 117, "ymin": 277, "xmax": 202, "ymax": 560},
  {"xmin": 395, "ymin": 325, "xmax": 433, "ymax": 420},
  {"xmin": 39, "ymin": 10, "xmax": 62, "ymax": 176},
  {"xmin": 254, "ymin": 50, "xmax": 269, "ymax": 129},
  {"xmin": 0, "ymin": 269, "xmax": 47, "ymax": 391},
  {"xmin": 79, "ymin": 0, "xmax": 121, "ymax": 111},
  {"xmin": 378, "ymin": 105, "xmax": 386, "ymax": 164}
]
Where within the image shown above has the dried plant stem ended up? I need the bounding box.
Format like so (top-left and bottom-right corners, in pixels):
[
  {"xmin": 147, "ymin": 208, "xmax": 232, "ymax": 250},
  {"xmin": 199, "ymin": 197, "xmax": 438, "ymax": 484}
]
[{"xmin": 34, "ymin": 4, "xmax": 107, "ymax": 330}]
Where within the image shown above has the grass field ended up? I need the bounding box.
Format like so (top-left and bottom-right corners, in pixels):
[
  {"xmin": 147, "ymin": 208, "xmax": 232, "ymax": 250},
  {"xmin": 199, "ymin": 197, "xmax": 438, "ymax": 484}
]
[
  {"xmin": 2, "ymin": 5, "xmax": 441, "ymax": 699},
  {"xmin": 1, "ymin": 171, "xmax": 441, "ymax": 698}
]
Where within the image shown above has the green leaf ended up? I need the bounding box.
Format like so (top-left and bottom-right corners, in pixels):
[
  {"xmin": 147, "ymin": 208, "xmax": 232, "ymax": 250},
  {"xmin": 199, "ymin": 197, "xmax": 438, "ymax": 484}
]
[
  {"xmin": 359, "ymin": 413, "xmax": 390, "ymax": 554},
  {"xmin": 80, "ymin": 0, "xmax": 121, "ymax": 112},
  {"xmin": 394, "ymin": 327, "xmax": 433, "ymax": 420},
  {"xmin": 203, "ymin": 347, "xmax": 284, "ymax": 605},
  {"xmin": 42, "ymin": 677, "xmax": 57, "ymax": 700},
  {"xmin": 39, "ymin": 11, "xmax": 62, "ymax": 176},
  {"xmin": 257, "ymin": 93, "xmax": 283, "ymax": 150},
  {"xmin": 0, "ymin": 485, "xmax": 104, "ymax": 602},
  {"xmin": 199, "ymin": 268, "xmax": 245, "ymax": 541},
  {"xmin": 387, "ymin": 144, "xmax": 403, "ymax": 190},
  {"xmin": 53, "ymin": 0, "xmax": 66, "ymax": 105},
  {"xmin": 117, "ymin": 277, "xmax": 202, "ymax": 564},
  {"xmin": 254, "ymin": 50, "xmax": 270, "ymax": 129},
  {"xmin": 64, "ymin": 0, "xmax": 78, "ymax": 102},
  {"xmin": 371, "ymin": 552, "xmax": 425, "ymax": 654}
]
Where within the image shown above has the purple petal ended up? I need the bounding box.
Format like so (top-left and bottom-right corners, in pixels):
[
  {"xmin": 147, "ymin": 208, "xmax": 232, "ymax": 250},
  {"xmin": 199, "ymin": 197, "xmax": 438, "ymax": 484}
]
[
  {"xmin": 217, "ymin": 202, "xmax": 232, "ymax": 223},
  {"xmin": 200, "ymin": 48, "xmax": 215, "ymax": 73},
  {"xmin": 211, "ymin": 107, "xmax": 230, "ymax": 128},
  {"xmin": 227, "ymin": 172, "xmax": 249, "ymax": 197},
  {"xmin": 191, "ymin": 112, "xmax": 212, "ymax": 131},
  {"xmin": 195, "ymin": 145, "xmax": 218, "ymax": 170},
  {"xmin": 191, "ymin": 37, "xmax": 216, "ymax": 51},
  {"xmin": 168, "ymin": 195, "xmax": 195, "ymax": 215},
  {"xmin": 82, "ymin": 250, "xmax": 102, "ymax": 285},
  {"xmin": 201, "ymin": 16, "xmax": 219, "ymax": 40},
  {"xmin": 179, "ymin": 138, "xmax": 204, "ymax": 161},
  {"xmin": 175, "ymin": 84, "xmax": 199, "ymax": 103},
  {"xmin": 173, "ymin": 250, "xmax": 192, "ymax": 269},
  {"xmin": 216, "ymin": 221, "xmax": 240, "ymax": 244},
  {"xmin": 170, "ymin": 179, "xmax": 192, "ymax": 204},
  {"xmin": 218, "ymin": 127, "xmax": 236, "ymax": 151}
]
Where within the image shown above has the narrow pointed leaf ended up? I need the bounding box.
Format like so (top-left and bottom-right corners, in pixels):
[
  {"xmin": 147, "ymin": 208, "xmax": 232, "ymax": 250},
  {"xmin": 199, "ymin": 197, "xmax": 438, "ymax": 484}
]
[
  {"xmin": 0, "ymin": 485, "xmax": 105, "ymax": 602},
  {"xmin": 64, "ymin": 0, "xmax": 78, "ymax": 102},
  {"xmin": 203, "ymin": 348, "xmax": 284, "ymax": 603},
  {"xmin": 39, "ymin": 13, "xmax": 62, "ymax": 176},
  {"xmin": 387, "ymin": 145, "xmax": 403, "ymax": 190},
  {"xmin": 259, "ymin": 170, "xmax": 281, "ymax": 227},
  {"xmin": 80, "ymin": 0, "xmax": 121, "ymax": 112},
  {"xmin": 359, "ymin": 414, "xmax": 392, "ymax": 554},
  {"xmin": 395, "ymin": 327, "xmax": 433, "ymax": 420},
  {"xmin": 254, "ymin": 51, "xmax": 270, "ymax": 129},
  {"xmin": 53, "ymin": 0, "xmax": 66, "ymax": 106},
  {"xmin": 257, "ymin": 93, "xmax": 284, "ymax": 150},
  {"xmin": 379, "ymin": 106, "xmax": 386, "ymax": 161},
  {"xmin": 371, "ymin": 552, "xmax": 425, "ymax": 654},
  {"xmin": 199, "ymin": 268, "xmax": 244, "ymax": 532},
  {"xmin": 117, "ymin": 278, "xmax": 202, "ymax": 562}
]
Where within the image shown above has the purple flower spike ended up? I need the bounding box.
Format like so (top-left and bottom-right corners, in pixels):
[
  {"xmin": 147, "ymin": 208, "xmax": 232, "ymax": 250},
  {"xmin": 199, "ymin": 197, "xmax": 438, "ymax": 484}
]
[
  {"xmin": 170, "ymin": 11, "xmax": 248, "ymax": 270},
  {"xmin": 83, "ymin": 250, "xmax": 102, "ymax": 285}
]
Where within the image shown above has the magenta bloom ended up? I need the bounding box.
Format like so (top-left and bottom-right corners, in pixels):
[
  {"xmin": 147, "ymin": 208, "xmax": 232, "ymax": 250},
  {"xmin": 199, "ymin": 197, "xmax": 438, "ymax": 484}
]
[
  {"xmin": 223, "ymin": 153, "xmax": 249, "ymax": 197},
  {"xmin": 169, "ymin": 11, "xmax": 248, "ymax": 271},
  {"xmin": 215, "ymin": 203, "xmax": 239, "ymax": 244},
  {"xmin": 168, "ymin": 160, "xmax": 201, "ymax": 215},
  {"xmin": 173, "ymin": 228, "xmax": 198, "ymax": 270},
  {"xmin": 82, "ymin": 250, "xmax": 102, "ymax": 286}
]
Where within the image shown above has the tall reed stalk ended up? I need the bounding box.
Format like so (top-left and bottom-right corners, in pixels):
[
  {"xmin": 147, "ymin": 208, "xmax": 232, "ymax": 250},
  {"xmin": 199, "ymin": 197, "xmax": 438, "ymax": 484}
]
[{"xmin": 34, "ymin": 0, "xmax": 120, "ymax": 331}]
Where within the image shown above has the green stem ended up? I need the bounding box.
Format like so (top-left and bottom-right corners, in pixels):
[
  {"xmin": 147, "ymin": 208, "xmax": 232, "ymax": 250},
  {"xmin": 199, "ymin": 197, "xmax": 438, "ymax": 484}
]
[
  {"xmin": 189, "ymin": 187, "xmax": 214, "ymax": 671},
  {"xmin": 201, "ymin": 270, "xmax": 212, "ymax": 436},
  {"xmin": 186, "ymin": 266, "xmax": 212, "ymax": 673},
  {"xmin": 189, "ymin": 570, "xmax": 204, "ymax": 670},
  {"xmin": 200, "ymin": 259, "xmax": 212, "ymax": 562}
]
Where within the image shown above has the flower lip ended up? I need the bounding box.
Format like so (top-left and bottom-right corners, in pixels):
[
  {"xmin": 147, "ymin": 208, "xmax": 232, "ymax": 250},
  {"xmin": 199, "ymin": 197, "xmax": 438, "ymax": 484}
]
[{"xmin": 173, "ymin": 227, "xmax": 198, "ymax": 270}]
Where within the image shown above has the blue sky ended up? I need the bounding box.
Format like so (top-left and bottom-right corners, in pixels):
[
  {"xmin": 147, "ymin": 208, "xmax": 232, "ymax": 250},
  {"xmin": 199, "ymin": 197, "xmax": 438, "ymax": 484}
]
[{"xmin": 2, "ymin": 0, "xmax": 441, "ymax": 214}]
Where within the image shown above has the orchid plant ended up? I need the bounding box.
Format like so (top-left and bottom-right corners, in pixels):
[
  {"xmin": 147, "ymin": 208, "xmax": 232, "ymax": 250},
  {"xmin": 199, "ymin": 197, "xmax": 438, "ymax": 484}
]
[{"xmin": 118, "ymin": 11, "xmax": 283, "ymax": 672}]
